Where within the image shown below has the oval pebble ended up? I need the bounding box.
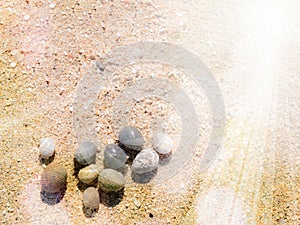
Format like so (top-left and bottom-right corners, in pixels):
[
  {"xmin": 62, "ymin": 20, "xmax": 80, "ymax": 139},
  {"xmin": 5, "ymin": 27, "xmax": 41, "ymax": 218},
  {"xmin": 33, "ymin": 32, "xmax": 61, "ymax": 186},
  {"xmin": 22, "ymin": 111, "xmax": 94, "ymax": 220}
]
[
  {"xmin": 118, "ymin": 126, "xmax": 145, "ymax": 150},
  {"xmin": 99, "ymin": 169, "xmax": 125, "ymax": 192},
  {"xmin": 83, "ymin": 187, "xmax": 99, "ymax": 217},
  {"xmin": 41, "ymin": 162, "xmax": 67, "ymax": 193},
  {"xmin": 104, "ymin": 144, "xmax": 128, "ymax": 170},
  {"xmin": 78, "ymin": 164, "xmax": 99, "ymax": 184},
  {"xmin": 39, "ymin": 138, "xmax": 55, "ymax": 159},
  {"xmin": 152, "ymin": 132, "xmax": 173, "ymax": 155},
  {"xmin": 75, "ymin": 141, "xmax": 97, "ymax": 165},
  {"xmin": 132, "ymin": 148, "xmax": 159, "ymax": 174}
]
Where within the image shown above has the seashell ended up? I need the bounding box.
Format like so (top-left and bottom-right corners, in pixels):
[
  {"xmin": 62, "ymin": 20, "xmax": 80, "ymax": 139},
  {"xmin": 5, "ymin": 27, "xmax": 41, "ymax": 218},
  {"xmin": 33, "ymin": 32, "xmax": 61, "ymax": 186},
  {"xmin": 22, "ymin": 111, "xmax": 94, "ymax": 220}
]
[
  {"xmin": 78, "ymin": 164, "xmax": 99, "ymax": 184},
  {"xmin": 39, "ymin": 137, "xmax": 55, "ymax": 159},
  {"xmin": 118, "ymin": 126, "xmax": 145, "ymax": 150},
  {"xmin": 104, "ymin": 144, "xmax": 128, "ymax": 170},
  {"xmin": 75, "ymin": 141, "xmax": 97, "ymax": 165},
  {"xmin": 99, "ymin": 169, "xmax": 125, "ymax": 192},
  {"xmin": 41, "ymin": 162, "xmax": 67, "ymax": 193},
  {"xmin": 152, "ymin": 132, "xmax": 173, "ymax": 155},
  {"xmin": 132, "ymin": 148, "xmax": 159, "ymax": 174},
  {"xmin": 82, "ymin": 187, "xmax": 100, "ymax": 217}
]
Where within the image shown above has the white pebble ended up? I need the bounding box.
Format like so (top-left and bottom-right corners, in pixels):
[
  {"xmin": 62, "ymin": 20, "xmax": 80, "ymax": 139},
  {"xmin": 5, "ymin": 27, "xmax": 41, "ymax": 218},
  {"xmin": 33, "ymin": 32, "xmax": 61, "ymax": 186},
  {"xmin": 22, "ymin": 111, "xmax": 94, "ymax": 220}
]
[
  {"xmin": 132, "ymin": 148, "xmax": 159, "ymax": 174},
  {"xmin": 23, "ymin": 15, "xmax": 30, "ymax": 20},
  {"xmin": 10, "ymin": 50, "xmax": 18, "ymax": 55},
  {"xmin": 152, "ymin": 132, "xmax": 173, "ymax": 154},
  {"xmin": 49, "ymin": 3, "xmax": 56, "ymax": 9},
  {"xmin": 39, "ymin": 138, "xmax": 55, "ymax": 159},
  {"xmin": 10, "ymin": 62, "xmax": 17, "ymax": 68}
]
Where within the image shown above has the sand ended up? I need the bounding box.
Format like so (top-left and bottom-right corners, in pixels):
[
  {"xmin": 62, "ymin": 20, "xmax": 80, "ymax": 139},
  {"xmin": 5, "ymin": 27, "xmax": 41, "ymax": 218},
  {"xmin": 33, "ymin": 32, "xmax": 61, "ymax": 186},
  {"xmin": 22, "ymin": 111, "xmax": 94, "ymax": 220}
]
[{"xmin": 1, "ymin": 0, "xmax": 299, "ymax": 224}]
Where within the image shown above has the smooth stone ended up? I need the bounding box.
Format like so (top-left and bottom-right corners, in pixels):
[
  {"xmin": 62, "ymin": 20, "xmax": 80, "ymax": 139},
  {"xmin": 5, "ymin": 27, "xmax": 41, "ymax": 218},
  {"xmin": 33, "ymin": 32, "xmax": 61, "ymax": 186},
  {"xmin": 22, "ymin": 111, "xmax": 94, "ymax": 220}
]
[
  {"xmin": 104, "ymin": 144, "xmax": 128, "ymax": 170},
  {"xmin": 75, "ymin": 141, "xmax": 97, "ymax": 165},
  {"xmin": 82, "ymin": 187, "xmax": 100, "ymax": 217},
  {"xmin": 118, "ymin": 126, "xmax": 145, "ymax": 150},
  {"xmin": 39, "ymin": 138, "xmax": 55, "ymax": 159},
  {"xmin": 41, "ymin": 162, "xmax": 67, "ymax": 193},
  {"xmin": 132, "ymin": 148, "xmax": 159, "ymax": 174},
  {"xmin": 78, "ymin": 164, "xmax": 99, "ymax": 184},
  {"xmin": 99, "ymin": 169, "xmax": 125, "ymax": 192},
  {"xmin": 152, "ymin": 132, "xmax": 174, "ymax": 155}
]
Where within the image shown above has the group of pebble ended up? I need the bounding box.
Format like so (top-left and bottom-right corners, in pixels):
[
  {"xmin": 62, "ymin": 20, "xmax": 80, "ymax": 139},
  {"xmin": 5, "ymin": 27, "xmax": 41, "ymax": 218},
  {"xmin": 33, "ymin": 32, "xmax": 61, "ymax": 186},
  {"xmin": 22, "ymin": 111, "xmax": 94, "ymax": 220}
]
[{"xmin": 39, "ymin": 126, "xmax": 173, "ymax": 216}]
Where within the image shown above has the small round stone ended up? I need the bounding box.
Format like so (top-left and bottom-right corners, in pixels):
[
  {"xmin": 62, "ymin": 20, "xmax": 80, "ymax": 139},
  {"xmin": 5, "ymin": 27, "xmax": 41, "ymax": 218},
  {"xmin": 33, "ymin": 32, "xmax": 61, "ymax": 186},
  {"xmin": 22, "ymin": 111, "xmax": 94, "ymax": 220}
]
[
  {"xmin": 152, "ymin": 132, "xmax": 173, "ymax": 155},
  {"xmin": 118, "ymin": 126, "xmax": 145, "ymax": 150},
  {"xmin": 39, "ymin": 137, "xmax": 55, "ymax": 159},
  {"xmin": 23, "ymin": 15, "xmax": 30, "ymax": 20},
  {"xmin": 49, "ymin": 3, "xmax": 56, "ymax": 8},
  {"xmin": 132, "ymin": 148, "xmax": 159, "ymax": 174},
  {"xmin": 104, "ymin": 144, "xmax": 128, "ymax": 170},
  {"xmin": 99, "ymin": 169, "xmax": 125, "ymax": 192},
  {"xmin": 78, "ymin": 164, "xmax": 99, "ymax": 184},
  {"xmin": 41, "ymin": 162, "xmax": 67, "ymax": 193},
  {"xmin": 83, "ymin": 187, "xmax": 100, "ymax": 217},
  {"xmin": 10, "ymin": 62, "xmax": 17, "ymax": 68},
  {"xmin": 75, "ymin": 141, "xmax": 97, "ymax": 165}
]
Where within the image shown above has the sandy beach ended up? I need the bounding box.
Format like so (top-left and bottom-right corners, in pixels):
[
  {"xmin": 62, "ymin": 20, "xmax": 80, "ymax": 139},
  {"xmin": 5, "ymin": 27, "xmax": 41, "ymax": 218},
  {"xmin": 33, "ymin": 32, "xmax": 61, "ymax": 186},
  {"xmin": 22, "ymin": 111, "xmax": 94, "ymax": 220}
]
[{"xmin": 0, "ymin": 0, "xmax": 299, "ymax": 224}]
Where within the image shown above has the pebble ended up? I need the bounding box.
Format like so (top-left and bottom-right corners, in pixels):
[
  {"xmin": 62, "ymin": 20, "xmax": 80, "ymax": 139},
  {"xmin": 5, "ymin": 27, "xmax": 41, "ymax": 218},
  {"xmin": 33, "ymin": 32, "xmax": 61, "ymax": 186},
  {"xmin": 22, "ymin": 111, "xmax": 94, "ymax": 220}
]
[
  {"xmin": 39, "ymin": 137, "xmax": 55, "ymax": 159},
  {"xmin": 132, "ymin": 148, "xmax": 159, "ymax": 174},
  {"xmin": 10, "ymin": 62, "xmax": 16, "ymax": 68},
  {"xmin": 49, "ymin": 3, "xmax": 56, "ymax": 9},
  {"xmin": 41, "ymin": 162, "xmax": 67, "ymax": 193},
  {"xmin": 152, "ymin": 132, "xmax": 173, "ymax": 155},
  {"xmin": 78, "ymin": 164, "xmax": 99, "ymax": 184},
  {"xmin": 82, "ymin": 187, "xmax": 100, "ymax": 217},
  {"xmin": 119, "ymin": 126, "xmax": 145, "ymax": 151},
  {"xmin": 75, "ymin": 141, "xmax": 97, "ymax": 165},
  {"xmin": 23, "ymin": 15, "xmax": 30, "ymax": 20},
  {"xmin": 7, "ymin": 208, "xmax": 13, "ymax": 213},
  {"xmin": 99, "ymin": 169, "xmax": 125, "ymax": 192},
  {"xmin": 133, "ymin": 198, "xmax": 141, "ymax": 208},
  {"xmin": 103, "ymin": 144, "xmax": 128, "ymax": 170}
]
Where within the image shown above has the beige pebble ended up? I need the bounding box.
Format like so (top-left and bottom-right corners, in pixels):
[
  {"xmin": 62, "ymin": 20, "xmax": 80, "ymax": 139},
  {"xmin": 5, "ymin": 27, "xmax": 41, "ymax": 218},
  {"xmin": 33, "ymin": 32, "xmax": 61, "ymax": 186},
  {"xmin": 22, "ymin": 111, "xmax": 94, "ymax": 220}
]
[
  {"xmin": 10, "ymin": 62, "xmax": 16, "ymax": 68},
  {"xmin": 49, "ymin": 3, "xmax": 56, "ymax": 9},
  {"xmin": 23, "ymin": 15, "xmax": 30, "ymax": 20}
]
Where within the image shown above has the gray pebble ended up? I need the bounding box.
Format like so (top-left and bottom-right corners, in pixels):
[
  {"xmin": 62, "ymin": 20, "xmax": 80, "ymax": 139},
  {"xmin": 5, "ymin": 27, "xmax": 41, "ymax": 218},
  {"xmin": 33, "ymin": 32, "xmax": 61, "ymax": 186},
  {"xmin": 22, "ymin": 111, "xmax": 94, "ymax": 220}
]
[
  {"xmin": 75, "ymin": 141, "xmax": 97, "ymax": 165},
  {"xmin": 119, "ymin": 126, "xmax": 145, "ymax": 150},
  {"xmin": 104, "ymin": 144, "xmax": 128, "ymax": 170}
]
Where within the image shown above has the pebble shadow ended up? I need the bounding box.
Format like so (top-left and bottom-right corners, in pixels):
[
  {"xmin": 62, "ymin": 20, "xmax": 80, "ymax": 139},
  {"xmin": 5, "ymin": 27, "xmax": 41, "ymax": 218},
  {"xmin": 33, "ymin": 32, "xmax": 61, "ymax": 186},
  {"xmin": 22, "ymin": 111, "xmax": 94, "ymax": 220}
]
[
  {"xmin": 118, "ymin": 143, "xmax": 140, "ymax": 165},
  {"xmin": 77, "ymin": 179, "xmax": 98, "ymax": 192},
  {"xmin": 99, "ymin": 189, "xmax": 124, "ymax": 207},
  {"xmin": 40, "ymin": 187, "xmax": 66, "ymax": 205},
  {"xmin": 131, "ymin": 168, "xmax": 158, "ymax": 184},
  {"xmin": 158, "ymin": 152, "xmax": 172, "ymax": 166},
  {"xmin": 73, "ymin": 158, "xmax": 85, "ymax": 177},
  {"xmin": 39, "ymin": 153, "xmax": 55, "ymax": 165}
]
